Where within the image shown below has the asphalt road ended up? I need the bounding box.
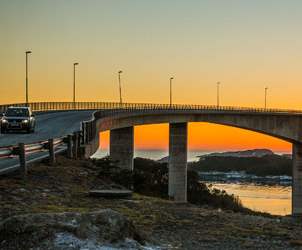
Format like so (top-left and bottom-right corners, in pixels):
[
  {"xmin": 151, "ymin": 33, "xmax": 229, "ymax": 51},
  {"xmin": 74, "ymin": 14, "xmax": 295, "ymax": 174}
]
[
  {"xmin": 0, "ymin": 110, "xmax": 95, "ymax": 175},
  {"xmin": 0, "ymin": 110, "xmax": 95, "ymax": 147}
]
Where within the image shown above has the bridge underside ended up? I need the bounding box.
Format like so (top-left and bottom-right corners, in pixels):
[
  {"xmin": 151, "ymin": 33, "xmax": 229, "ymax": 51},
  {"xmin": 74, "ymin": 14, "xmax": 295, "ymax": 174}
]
[{"xmin": 84, "ymin": 110, "xmax": 302, "ymax": 215}]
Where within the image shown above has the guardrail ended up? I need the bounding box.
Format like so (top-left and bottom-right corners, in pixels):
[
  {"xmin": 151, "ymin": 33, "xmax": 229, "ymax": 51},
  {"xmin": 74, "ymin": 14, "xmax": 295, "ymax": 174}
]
[
  {"xmin": 0, "ymin": 132, "xmax": 82, "ymax": 177},
  {"xmin": 0, "ymin": 139, "xmax": 64, "ymax": 158},
  {"xmin": 0, "ymin": 146, "xmax": 13, "ymax": 158},
  {"xmin": 0, "ymin": 101, "xmax": 302, "ymax": 114}
]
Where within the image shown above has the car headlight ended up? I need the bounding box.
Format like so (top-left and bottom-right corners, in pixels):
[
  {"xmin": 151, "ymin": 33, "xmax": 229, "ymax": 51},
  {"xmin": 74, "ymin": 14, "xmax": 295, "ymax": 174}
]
[
  {"xmin": 1, "ymin": 119, "xmax": 7, "ymax": 123},
  {"xmin": 22, "ymin": 119, "xmax": 29, "ymax": 123}
]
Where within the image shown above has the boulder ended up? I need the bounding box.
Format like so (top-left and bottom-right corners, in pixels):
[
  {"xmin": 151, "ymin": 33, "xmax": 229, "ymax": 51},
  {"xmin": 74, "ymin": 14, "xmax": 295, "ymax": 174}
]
[{"xmin": 0, "ymin": 209, "xmax": 144, "ymax": 250}]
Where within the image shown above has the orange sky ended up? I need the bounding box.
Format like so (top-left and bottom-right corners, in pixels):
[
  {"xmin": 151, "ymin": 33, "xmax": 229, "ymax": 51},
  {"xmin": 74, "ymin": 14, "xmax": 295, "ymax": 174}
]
[
  {"xmin": 1, "ymin": 1, "xmax": 300, "ymax": 153},
  {"xmin": 100, "ymin": 122, "xmax": 291, "ymax": 153}
]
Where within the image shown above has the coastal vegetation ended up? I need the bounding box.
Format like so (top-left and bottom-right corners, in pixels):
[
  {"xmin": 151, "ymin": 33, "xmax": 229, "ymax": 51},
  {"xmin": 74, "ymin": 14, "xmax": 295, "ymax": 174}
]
[
  {"xmin": 189, "ymin": 154, "xmax": 291, "ymax": 176},
  {"xmin": 94, "ymin": 157, "xmax": 257, "ymax": 214}
]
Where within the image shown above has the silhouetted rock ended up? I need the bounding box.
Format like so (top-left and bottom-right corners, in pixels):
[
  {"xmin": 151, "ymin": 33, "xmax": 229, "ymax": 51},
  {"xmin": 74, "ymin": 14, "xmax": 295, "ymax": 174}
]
[
  {"xmin": 199, "ymin": 149, "xmax": 274, "ymax": 159},
  {"xmin": 157, "ymin": 156, "xmax": 169, "ymax": 163},
  {"xmin": 0, "ymin": 209, "xmax": 144, "ymax": 250},
  {"xmin": 190, "ymin": 153, "xmax": 292, "ymax": 177}
]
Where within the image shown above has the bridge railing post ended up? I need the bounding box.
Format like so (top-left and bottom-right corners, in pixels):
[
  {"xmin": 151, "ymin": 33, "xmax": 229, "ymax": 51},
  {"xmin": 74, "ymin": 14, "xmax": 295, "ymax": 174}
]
[
  {"xmin": 92, "ymin": 121, "xmax": 96, "ymax": 139},
  {"xmin": 81, "ymin": 122, "xmax": 86, "ymax": 144},
  {"xmin": 87, "ymin": 122, "xmax": 91, "ymax": 142},
  {"xmin": 67, "ymin": 134, "xmax": 73, "ymax": 159},
  {"xmin": 18, "ymin": 143, "xmax": 27, "ymax": 179},
  {"xmin": 73, "ymin": 132, "xmax": 80, "ymax": 159},
  {"xmin": 48, "ymin": 138, "xmax": 55, "ymax": 165}
]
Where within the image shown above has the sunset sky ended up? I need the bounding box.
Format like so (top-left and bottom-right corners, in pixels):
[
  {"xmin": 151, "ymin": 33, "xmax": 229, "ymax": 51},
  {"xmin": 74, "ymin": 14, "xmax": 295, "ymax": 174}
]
[{"xmin": 1, "ymin": 0, "xmax": 300, "ymax": 152}]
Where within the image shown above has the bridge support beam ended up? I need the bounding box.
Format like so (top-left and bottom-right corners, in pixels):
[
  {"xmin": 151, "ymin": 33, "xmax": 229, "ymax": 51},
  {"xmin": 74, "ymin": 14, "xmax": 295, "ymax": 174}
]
[
  {"xmin": 168, "ymin": 122, "xmax": 187, "ymax": 203},
  {"xmin": 110, "ymin": 126, "xmax": 134, "ymax": 171},
  {"xmin": 292, "ymin": 142, "xmax": 302, "ymax": 216}
]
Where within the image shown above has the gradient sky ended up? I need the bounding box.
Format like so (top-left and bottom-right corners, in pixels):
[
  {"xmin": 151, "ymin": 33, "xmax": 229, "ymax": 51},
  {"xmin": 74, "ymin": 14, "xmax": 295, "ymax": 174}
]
[{"xmin": 2, "ymin": 0, "xmax": 300, "ymax": 152}]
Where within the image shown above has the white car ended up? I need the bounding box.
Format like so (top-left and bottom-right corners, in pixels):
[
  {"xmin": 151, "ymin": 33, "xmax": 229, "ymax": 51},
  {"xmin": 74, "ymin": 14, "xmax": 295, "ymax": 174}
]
[{"xmin": 1, "ymin": 107, "xmax": 36, "ymax": 133}]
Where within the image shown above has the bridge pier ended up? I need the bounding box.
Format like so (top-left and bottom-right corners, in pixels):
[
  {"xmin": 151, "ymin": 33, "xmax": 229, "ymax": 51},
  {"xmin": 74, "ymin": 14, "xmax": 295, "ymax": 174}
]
[
  {"xmin": 110, "ymin": 126, "xmax": 134, "ymax": 171},
  {"xmin": 168, "ymin": 122, "xmax": 187, "ymax": 203},
  {"xmin": 84, "ymin": 136, "xmax": 99, "ymax": 159},
  {"xmin": 292, "ymin": 142, "xmax": 302, "ymax": 216}
]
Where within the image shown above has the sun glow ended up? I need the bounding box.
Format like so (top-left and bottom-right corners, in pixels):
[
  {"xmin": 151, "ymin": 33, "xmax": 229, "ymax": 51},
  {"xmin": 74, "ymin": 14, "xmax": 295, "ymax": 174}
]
[{"xmin": 99, "ymin": 122, "xmax": 291, "ymax": 153}]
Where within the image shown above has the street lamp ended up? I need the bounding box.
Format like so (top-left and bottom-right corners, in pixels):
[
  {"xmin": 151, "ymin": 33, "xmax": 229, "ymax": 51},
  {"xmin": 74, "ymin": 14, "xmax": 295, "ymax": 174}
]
[
  {"xmin": 170, "ymin": 77, "xmax": 174, "ymax": 107},
  {"xmin": 264, "ymin": 87, "xmax": 268, "ymax": 109},
  {"xmin": 118, "ymin": 70, "xmax": 123, "ymax": 104},
  {"xmin": 73, "ymin": 62, "xmax": 79, "ymax": 107},
  {"xmin": 25, "ymin": 51, "xmax": 32, "ymax": 105},
  {"xmin": 216, "ymin": 82, "xmax": 221, "ymax": 108}
]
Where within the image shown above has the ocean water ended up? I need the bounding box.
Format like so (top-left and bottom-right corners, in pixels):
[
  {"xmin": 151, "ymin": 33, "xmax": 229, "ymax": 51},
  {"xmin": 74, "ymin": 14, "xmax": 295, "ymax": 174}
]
[
  {"xmin": 210, "ymin": 182, "xmax": 291, "ymax": 215},
  {"xmin": 92, "ymin": 148, "xmax": 210, "ymax": 162}
]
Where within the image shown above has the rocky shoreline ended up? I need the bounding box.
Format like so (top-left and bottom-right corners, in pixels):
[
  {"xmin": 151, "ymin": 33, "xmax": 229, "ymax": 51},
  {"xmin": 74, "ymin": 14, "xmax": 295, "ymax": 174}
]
[
  {"xmin": 0, "ymin": 156, "xmax": 302, "ymax": 249},
  {"xmin": 0, "ymin": 209, "xmax": 148, "ymax": 250}
]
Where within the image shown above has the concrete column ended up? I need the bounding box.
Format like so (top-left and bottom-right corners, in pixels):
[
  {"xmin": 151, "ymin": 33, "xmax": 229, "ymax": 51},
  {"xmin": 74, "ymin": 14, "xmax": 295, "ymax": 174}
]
[
  {"xmin": 168, "ymin": 122, "xmax": 187, "ymax": 203},
  {"xmin": 292, "ymin": 142, "xmax": 302, "ymax": 215},
  {"xmin": 110, "ymin": 126, "xmax": 134, "ymax": 171}
]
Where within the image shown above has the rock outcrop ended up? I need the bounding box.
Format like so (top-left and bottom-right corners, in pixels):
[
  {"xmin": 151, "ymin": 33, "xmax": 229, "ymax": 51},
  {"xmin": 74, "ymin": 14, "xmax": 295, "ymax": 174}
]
[
  {"xmin": 199, "ymin": 149, "xmax": 274, "ymax": 159},
  {"xmin": 0, "ymin": 209, "xmax": 144, "ymax": 250}
]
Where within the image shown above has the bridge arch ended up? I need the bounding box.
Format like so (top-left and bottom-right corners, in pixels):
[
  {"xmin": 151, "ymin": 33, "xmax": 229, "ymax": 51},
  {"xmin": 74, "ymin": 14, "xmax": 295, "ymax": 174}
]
[
  {"xmin": 83, "ymin": 109, "xmax": 302, "ymax": 216},
  {"xmin": 96, "ymin": 111, "xmax": 302, "ymax": 143}
]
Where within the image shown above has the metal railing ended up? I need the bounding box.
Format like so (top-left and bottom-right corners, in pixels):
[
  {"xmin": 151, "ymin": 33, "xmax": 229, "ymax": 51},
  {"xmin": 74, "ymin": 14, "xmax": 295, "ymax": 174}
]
[
  {"xmin": 0, "ymin": 101, "xmax": 302, "ymax": 114},
  {"xmin": 0, "ymin": 138, "xmax": 64, "ymax": 158},
  {"xmin": 0, "ymin": 133, "xmax": 80, "ymax": 176}
]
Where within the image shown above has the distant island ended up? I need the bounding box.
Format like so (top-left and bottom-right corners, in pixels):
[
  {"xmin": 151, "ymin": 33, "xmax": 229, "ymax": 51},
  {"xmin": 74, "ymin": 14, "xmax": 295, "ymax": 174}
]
[
  {"xmin": 158, "ymin": 149, "xmax": 292, "ymax": 177},
  {"xmin": 198, "ymin": 148, "xmax": 275, "ymax": 158},
  {"xmin": 189, "ymin": 149, "xmax": 292, "ymax": 177}
]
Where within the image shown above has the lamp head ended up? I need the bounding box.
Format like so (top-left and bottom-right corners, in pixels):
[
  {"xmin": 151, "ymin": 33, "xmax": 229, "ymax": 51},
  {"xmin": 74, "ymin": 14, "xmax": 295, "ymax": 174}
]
[
  {"xmin": 74, "ymin": 62, "xmax": 79, "ymax": 66},
  {"xmin": 118, "ymin": 70, "xmax": 123, "ymax": 74},
  {"xmin": 26, "ymin": 51, "xmax": 32, "ymax": 54},
  {"xmin": 170, "ymin": 77, "xmax": 174, "ymax": 80}
]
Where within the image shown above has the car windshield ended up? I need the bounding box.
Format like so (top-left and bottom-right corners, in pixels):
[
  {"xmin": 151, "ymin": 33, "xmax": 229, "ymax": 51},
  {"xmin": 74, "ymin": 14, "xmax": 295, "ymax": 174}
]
[{"xmin": 5, "ymin": 108, "xmax": 29, "ymax": 117}]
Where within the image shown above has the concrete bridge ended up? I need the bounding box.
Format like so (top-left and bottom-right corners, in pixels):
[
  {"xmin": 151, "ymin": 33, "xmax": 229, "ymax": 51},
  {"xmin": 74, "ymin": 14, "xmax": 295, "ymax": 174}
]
[
  {"xmin": 1, "ymin": 102, "xmax": 302, "ymax": 215},
  {"xmin": 83, "ymin": 105, "xmax": 302, "ymax": 216}
]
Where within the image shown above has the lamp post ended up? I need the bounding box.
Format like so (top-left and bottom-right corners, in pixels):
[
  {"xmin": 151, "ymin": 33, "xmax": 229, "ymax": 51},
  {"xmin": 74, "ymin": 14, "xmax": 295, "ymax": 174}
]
[
  {"xmin": 265, "ymin": 87, "xmax": 268, "ymax": 109},
  {"xmin": 73, "ymin": 62, "xmax": 79, "ymax": 108},
  {"xmin": 170, "ymin": 77, "xmax": 174, "ymax": 107},
  {"xmin": 216, "ymin": 82, "xmax": 221, "ymax": 108},
  {"xmin": 118, "ymin": 70, "xmax": 123, "ymax": 105},
  {"xmin": 25, "ymin": 51, "xmax": 32, "ymax": 105}
]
